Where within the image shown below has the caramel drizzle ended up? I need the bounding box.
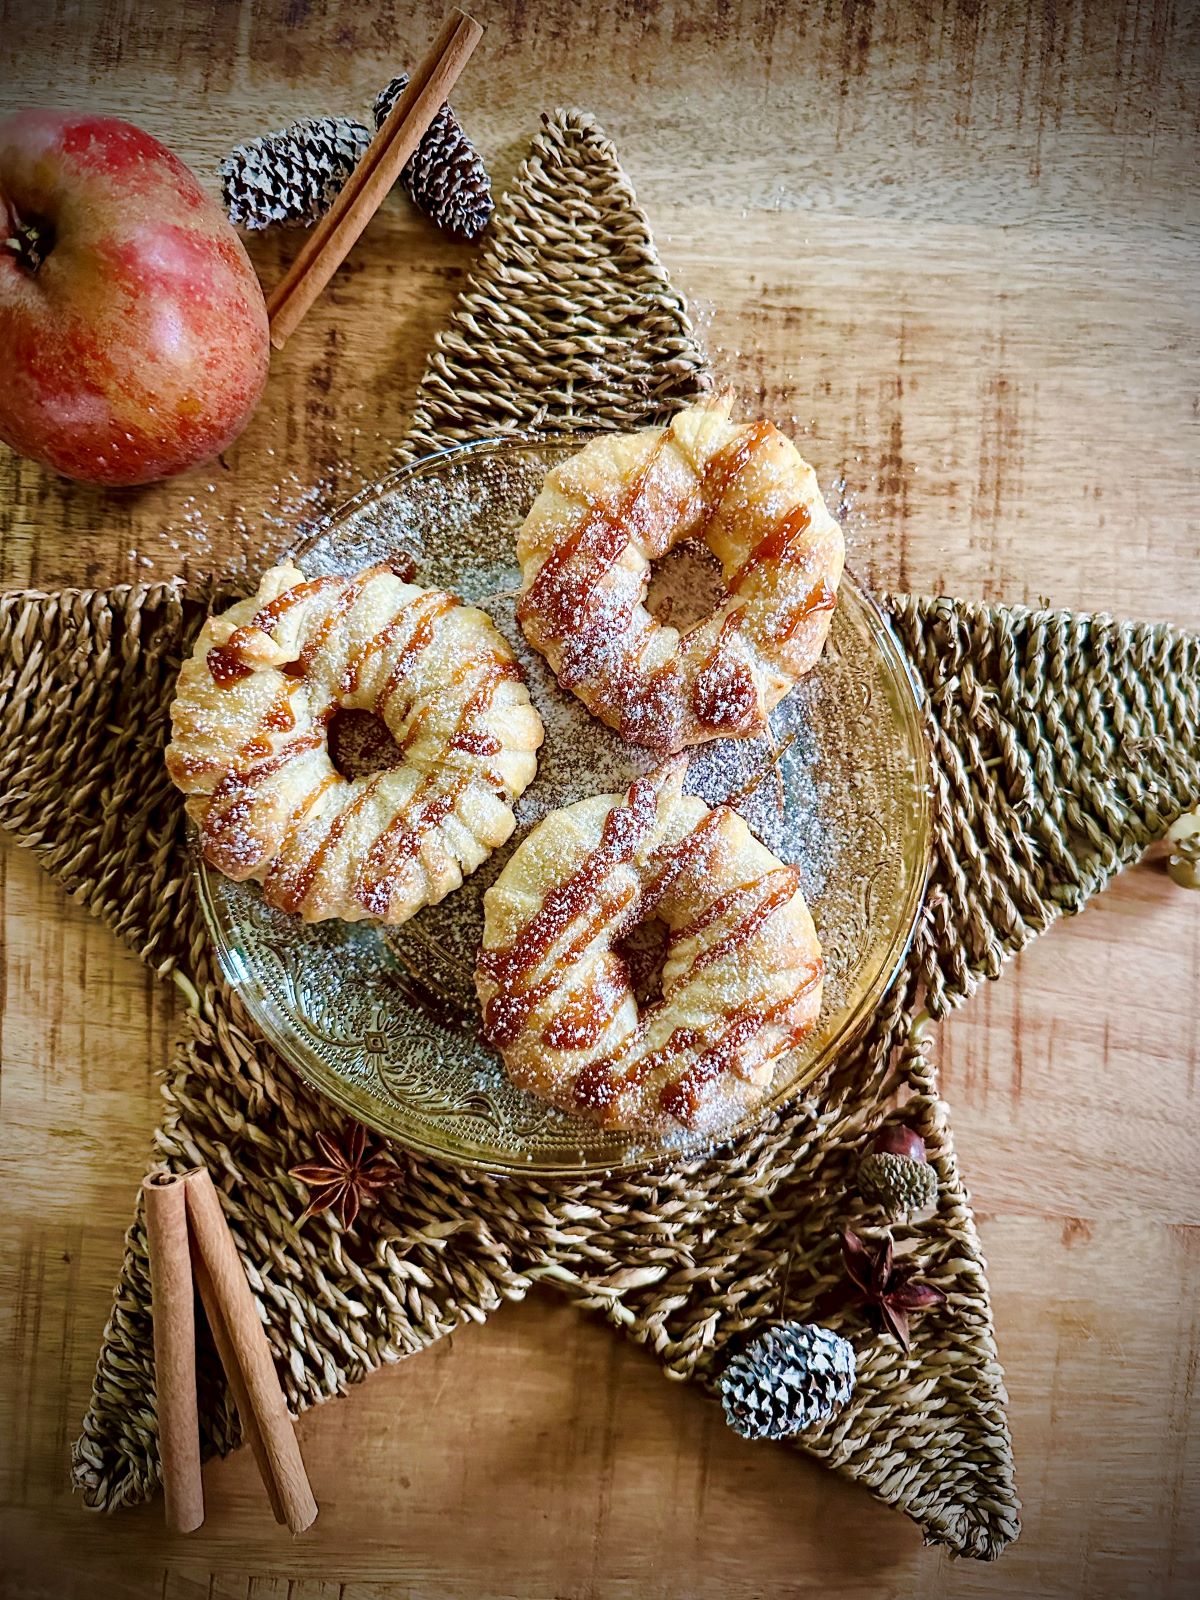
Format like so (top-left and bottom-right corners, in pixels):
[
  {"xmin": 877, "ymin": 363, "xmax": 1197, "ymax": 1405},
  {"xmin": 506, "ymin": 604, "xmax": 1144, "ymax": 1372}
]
[
  {"xmin": 277, "ymin": 729, "xmax": 489, "ymax": 922},
  {"xmin": 375, "ymin": 593, "xmax": 460, "ymax": 717},
  {"xmin": 352, "ymin": 769, "xmax": 471, "ymax": 918},
  {"xmin": 275, "ymin": 770, "xmax": 340, "ymax": 863},
  {"xmin": 523, "ymin": 427, "xmax": 764, "ymax": 709},
  {"xmin": 671, "ymin": 866, "xmax": 801, "ymax": 963},
  {"xmin": 721, "ymin": 731, "xmax": 798, "ymax": 814},
  {"xmin": 727, "ymin": 502, "xmax": 811, "ymax": 593},
  {"xmin": 487, "ymin": 883, "xmax": 639, "ymax": 1049},
  {"xmin": 199, "ymin": 728, "xmax": 326, "ymax": 864},
  {"xmin": 269, "ymin": 771, "xmax": 385, "ymax": 914},
  {"xmin": 171, "ymin": 688, "xmax": 298, "ymax": 785},
  {"xmin": 698, "ymin": 420, "xmax": 774, "ymax": 542},
  {"xmin": 774, "ymin": 578, "xmax": 838, "ymax": 643},
  {"xmin": 478, "ymin": 766, "xmax": 676, "ymax": 1043},
  {"xmin": 570, "ymin": 874, "xmax": 819, "ymax": 1121},
  {"xmin": 206, "ymin": 577, "xmax": 338, "ymax": 686},
  {"xmin": 397, "ymin": 651, "xmax": 475, "ymax": 761},
  {"xmin": 192, "ymin": 574, "xmax": 388, "ymax": 771},
  {"xmin": 540, "ymin": 963, "xmax": 629, "ymax": 1052},
  {"xmin": 656, "ymin": 964, "xmax": 824, "ymax": 1123},
  {"xmin": 352, "ymin": 644, "xmax": 521, "ymax": 917},
  {"xmin": 574, "ymin": 965, "xmax": 823, "ymax": 1119},
  {"xmin": 638, "ymin": 805, "xmax": 730, "ymax": 921},
  {"xmin": 207, "ymin": 647, "xmax": 255, "ymax": 688},
  {"xmin": 393, "ymin": 650, "xmax": 516, "ymax": 791},
  {"xmin": 555, "ymin": 581, "xmax": 641, "ymax": 693},
  {"xmin": 343, "ymin": 589, "xmax": 456, "ymax": 699},
  {"xmin": 688, "ymin": 607, "xmax": 758, "ymax": 733},
  {"xmin": 452, "ymin": 728, "xmax": 504, "ymax": 758},
  {"xmin": 606, "ymin": 658, "xmax": 681, "ymax": 747},
  {"xmin": 517, "ymin": 434, "xmax": 672, "ymax": 637},
  {"xmin": 447, "ymin": 654, "xmax": 522, "ymax": 760},
  {"xmin": 292, "ymin": 563, "xmax": 392, "ymax": 678},
  {"xmin": 264, "ymin": 693, "xmax": 296, "ymax": 732},
  {"xmin": 470, "ymin": 657, "xmax": 523, "ymax": 737},
  {"xmin": 200, "ymin": 572, "xmax": 406, "ymax": 869},
  {"xmin": 686, "ymin": 867, "xmax": 802, "ymax": 973},
  {"xmin": 206, "ymin": 729, "xmax": 324, "ymax": 801}
]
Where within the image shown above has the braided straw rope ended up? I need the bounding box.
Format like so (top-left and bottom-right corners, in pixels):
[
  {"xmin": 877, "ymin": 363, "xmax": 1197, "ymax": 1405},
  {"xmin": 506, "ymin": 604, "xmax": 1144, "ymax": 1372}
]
[
  {"xmin": 4, "ymin": 109, "xmax": 1197, "ymax": 1559},
  {"xmin": 401, "ymin": 111, "xmax": 710, "ymax": 455}
]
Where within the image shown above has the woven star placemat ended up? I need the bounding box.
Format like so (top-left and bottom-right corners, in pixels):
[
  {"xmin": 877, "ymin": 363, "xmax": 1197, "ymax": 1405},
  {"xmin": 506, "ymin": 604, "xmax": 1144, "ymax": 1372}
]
[{"xmin": 2, "ymin": 109, "xmax": 1198, "ymax": 1561}]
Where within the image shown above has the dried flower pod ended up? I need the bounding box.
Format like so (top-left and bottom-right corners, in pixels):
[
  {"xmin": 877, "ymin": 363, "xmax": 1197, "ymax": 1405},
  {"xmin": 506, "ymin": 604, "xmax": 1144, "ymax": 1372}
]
[
  {"xmin": 858, "ymin": 1124, "xmax": 938, "ymax": 1218},
  {"xmin": 815, "ymin": 1229, "xmax": 947, "ymax": 1352},
  {"xmin": 289, "ymin": 1121, "xmax": 401, "ymax": 1228}
]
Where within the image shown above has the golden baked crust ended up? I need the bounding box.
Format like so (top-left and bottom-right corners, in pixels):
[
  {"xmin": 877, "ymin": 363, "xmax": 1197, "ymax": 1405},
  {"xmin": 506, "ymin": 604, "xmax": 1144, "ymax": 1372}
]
[
  {"xmin": 516, "ymin": 395, "xmax": 844, "ymax": 754},
  {"xmin": 167, "ymin": 562, "xmax": 544, "ymax": 924},
  {"xmin": 476, "ymin": 760, "xmax": 823, "ymax": 1135}
]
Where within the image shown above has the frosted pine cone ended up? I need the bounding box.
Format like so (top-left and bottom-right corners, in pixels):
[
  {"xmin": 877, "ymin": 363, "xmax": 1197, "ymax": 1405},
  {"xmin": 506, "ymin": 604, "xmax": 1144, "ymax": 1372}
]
[
  {"xmin": 374, "ymin": 76, "xmax": 493, "ymax": 241},
  {"xmin": 220, "ymin": 116, "xmax": 371, "ymax": 230},
  {"xmin": 719, "ymin": 1322, "xmax": 855, "ymax": 1441}
]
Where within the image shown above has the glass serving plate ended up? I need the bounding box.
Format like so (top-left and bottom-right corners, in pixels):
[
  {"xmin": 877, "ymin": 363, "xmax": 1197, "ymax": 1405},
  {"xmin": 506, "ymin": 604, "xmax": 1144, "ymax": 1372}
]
[{"xmin": 197, "ymin": 438, "xmax": 932, "ymax": 1176}]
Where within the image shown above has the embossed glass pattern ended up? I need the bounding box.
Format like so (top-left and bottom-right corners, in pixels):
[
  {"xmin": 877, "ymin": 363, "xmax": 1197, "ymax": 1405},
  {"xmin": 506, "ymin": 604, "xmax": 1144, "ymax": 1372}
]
[{"xmin": 198, "ymin": 440, "xmax": 932, "ymax": 1174}]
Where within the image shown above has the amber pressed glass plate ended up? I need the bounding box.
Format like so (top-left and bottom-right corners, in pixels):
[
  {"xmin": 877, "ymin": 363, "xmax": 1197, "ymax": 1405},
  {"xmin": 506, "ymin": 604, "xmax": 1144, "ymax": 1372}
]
[{"xmin": 197, "ymin": 438, "xmax": 932, "ymax": 1176}]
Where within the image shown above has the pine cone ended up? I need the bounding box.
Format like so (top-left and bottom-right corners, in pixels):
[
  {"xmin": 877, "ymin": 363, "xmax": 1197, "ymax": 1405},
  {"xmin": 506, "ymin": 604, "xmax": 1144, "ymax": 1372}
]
[
  {"xmin": 719, "ymin": 1322, "xmax": 855, "ymax": 1441},
  {"xmin": 220, "ymin": 116, "xmax": 371, "ymax": 230},
  {"xmin": 374, "ymin": 76, "xmax": 493, "ymax": 242}
]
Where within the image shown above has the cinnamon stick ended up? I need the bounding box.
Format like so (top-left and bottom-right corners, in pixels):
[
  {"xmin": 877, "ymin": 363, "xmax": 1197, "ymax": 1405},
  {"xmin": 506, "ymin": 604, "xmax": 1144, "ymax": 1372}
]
[
  {"xmin": 142, "ymin": 1172, "xmax": 204, "ymax": 1533},
  {"xmin": 188, "ymin": 1246, "xmax": 287, "ymax": 1527},
  {"xmin": 183, "ymin": 1168, "xmax": 318, "ymax": 1534},
  {"xmin": 266, "ymin": 7, "xmax": 484, "ymax": 350}
]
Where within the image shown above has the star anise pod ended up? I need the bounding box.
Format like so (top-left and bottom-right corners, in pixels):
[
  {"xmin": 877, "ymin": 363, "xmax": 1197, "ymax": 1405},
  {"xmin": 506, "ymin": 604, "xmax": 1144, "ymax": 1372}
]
[
  {"xmin": 814, "ymin": 1228, "xmax": 946, "ymax": 1352},
  {"xmin": 289, "ymin": 1121, "xmax": 400, "ymax": 1228}
]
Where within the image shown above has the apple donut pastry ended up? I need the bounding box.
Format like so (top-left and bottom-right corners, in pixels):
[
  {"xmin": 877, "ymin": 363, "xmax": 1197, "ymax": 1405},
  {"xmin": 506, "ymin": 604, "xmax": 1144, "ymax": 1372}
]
[
  {"xmin": 167, "ymin": 562, "xmax": 543, "ymax": 924},
  {"xmin": 476, "ymin": 760, "xmax": 824, "ymax": 1135},
  {"xmin": 516, "ymin": 395, "xmax": 845, "ymax": 754}
]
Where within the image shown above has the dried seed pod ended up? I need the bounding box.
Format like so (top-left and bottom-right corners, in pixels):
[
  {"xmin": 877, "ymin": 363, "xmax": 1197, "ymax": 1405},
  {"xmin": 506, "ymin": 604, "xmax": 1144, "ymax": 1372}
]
[{"xmin": 858, "ymin": 1125, "xmax": 938, "ymax": 1219}]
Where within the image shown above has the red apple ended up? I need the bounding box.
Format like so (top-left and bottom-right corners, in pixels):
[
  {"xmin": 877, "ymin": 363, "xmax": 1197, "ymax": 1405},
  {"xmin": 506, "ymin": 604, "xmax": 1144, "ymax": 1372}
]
[{"xmin": 0, "ymin": 110, "xmax": 269, "ymax": 486}]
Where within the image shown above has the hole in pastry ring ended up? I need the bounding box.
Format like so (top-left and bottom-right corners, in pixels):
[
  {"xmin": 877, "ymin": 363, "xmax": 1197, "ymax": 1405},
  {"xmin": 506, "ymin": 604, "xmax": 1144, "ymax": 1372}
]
[
  {"xmin": 516, "ymin": 394, "xmax": 845, "ymax": 754},
  {"xmin": 166, "ymin": 561, "xmax": 544, "ymax": 924},
  {"xmin": 476, "ymin": 760, "xmax": 824, "ymax": 1135}
]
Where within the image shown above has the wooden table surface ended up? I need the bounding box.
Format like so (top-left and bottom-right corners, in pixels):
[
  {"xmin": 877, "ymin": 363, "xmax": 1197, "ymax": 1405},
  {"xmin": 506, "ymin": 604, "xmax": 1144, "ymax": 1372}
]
[{"xmin": 2, "ymin": 2, "xmax": 1198, "ymax": 1596}]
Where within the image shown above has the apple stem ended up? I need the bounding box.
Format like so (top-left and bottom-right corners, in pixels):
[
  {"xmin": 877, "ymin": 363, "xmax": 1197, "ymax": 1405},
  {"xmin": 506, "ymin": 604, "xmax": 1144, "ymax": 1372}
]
[{"xmin": 2, "ymin": 212, "xmax": 50, "ymax": 274}]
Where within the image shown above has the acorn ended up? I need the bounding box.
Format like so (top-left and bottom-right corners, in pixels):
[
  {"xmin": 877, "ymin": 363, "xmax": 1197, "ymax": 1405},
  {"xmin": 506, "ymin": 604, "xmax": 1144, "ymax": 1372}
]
[{"xmin": 857, "ymin": 1125, "xmax": 938, "ymax": 1220}]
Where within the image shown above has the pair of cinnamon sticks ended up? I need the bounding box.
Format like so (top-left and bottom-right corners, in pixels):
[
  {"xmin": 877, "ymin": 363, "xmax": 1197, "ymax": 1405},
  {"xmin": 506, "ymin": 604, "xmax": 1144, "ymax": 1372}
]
[{"xmin": 143, "ymin": 1167, "xmax": 317, "ymax": 1534}]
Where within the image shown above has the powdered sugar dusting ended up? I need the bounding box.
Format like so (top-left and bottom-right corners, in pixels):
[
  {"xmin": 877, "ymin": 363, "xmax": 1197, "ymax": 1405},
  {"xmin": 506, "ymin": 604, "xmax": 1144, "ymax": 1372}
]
[{"xmin": 201, "ymin": 440, "xmax": 929, "ymax": 1174}]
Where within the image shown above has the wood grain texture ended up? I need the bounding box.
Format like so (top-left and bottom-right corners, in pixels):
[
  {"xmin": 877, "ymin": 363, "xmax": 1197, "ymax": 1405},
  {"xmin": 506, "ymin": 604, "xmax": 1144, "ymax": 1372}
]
[{"xmin": 1, "ymin": 1, "xmax": 1198, "ymax": 1595}]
